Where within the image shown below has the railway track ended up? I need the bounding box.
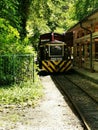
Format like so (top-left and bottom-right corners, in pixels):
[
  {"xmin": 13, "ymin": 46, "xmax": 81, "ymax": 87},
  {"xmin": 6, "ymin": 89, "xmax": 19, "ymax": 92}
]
[{"xmin": 51, "ymin": 74, "xmax": 98, "ymax": 130}]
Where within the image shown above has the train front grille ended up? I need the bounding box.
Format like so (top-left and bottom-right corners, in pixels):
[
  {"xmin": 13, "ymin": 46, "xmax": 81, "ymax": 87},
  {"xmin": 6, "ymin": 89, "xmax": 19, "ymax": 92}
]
[{"xmin": 42, "ymin": 60, "xmax": 72, "ymax": 72}]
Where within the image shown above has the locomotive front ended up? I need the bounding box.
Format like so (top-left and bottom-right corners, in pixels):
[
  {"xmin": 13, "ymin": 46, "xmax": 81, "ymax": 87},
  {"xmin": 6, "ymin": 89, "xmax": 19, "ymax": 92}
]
[{"xmin": 38, "ymin": 33, "xmax": 72, "ymax": 73}]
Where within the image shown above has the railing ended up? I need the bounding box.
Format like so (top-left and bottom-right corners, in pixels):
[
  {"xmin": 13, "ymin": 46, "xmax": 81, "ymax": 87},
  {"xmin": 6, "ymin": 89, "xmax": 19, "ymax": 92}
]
[{"xmin": 0, "ymin": 54, "xmax": 34, "ymax": 85}]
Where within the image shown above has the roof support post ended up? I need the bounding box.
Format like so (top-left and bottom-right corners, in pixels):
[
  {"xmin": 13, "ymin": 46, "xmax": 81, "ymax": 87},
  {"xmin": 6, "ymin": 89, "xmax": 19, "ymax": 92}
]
[{"xmin": 80, "ymin": 22, "xmax": 94, "ymax": 72}]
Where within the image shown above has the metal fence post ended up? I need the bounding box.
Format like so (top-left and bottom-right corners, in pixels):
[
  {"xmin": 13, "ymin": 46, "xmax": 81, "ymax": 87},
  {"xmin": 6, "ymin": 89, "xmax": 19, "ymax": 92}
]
[
  {"xmin": 13, "ymin": 55, "xmax": 15, "ymax": 83},
  {"xmin": 33, "ymin": 55, "xmax": 34, "ymax": 82}
]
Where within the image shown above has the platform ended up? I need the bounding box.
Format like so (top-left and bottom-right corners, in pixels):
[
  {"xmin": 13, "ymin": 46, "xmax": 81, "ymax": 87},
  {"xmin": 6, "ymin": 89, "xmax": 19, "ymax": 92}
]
[{"xmin": 73, "ymin": 67, "xmax": 98, "ymax": 84}]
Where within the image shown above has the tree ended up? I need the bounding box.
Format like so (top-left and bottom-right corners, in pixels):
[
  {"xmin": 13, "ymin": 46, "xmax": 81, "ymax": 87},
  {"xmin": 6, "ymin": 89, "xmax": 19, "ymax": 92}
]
[
  {"xmin": 0, "ymin": 0, "xmax": 21, "ymax": 33},
  {"xmin": 75, "ymin": 0, "xmax": 98, "ymax": 21},
  {"xmin": 18, "ymin": 0, "xmax": 32, "ymax": 38},
  {"xmin": 0, "ymin": 0, "xmax": 32, "ymax": 39},
  {"xmin": 27, "ymin": 0, "xmax": 69, "ymax": 40}
]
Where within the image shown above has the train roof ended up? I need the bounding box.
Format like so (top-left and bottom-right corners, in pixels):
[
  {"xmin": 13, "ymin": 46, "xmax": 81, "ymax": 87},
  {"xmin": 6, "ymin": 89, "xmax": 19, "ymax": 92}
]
[
  {"xmin": 39, "ymin": 32, "xmax": 73, "ymax": 47},
  {"xmin": 40, "ymin": 33, "xmax": 64, "ymax": 42}
]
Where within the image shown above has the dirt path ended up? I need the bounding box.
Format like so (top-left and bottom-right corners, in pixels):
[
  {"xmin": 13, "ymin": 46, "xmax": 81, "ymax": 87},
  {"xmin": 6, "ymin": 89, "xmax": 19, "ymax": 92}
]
[{"xmin": 0, "ymin": 75, "xmax": 84, "ymax": 130}]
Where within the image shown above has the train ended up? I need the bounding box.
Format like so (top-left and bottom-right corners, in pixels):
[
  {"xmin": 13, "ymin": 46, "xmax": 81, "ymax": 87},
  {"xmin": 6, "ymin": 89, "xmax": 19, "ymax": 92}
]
[{"xmin": 37, "ymin": 32, "xmax": 73, "ymax": 73}]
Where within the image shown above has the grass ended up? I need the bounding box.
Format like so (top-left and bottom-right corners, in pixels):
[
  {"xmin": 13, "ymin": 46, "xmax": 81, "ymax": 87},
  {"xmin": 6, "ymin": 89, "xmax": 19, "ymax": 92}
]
[
  {"xmin": 0, "ymin": 71, "xmax": 43, "ymax": 125},
  {"xmin": 0, "ymin": 75, "xmax": 43, "ymax": 107}
]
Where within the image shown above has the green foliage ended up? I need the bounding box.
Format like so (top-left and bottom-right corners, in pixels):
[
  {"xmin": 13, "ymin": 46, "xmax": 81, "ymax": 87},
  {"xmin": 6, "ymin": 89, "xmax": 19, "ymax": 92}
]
[
  {"xmin": 0, "ymin": 18, "xmax": 35, "ymax": 55},
  {"xmin": 0, "ymin": 18, "xmax": 20, "ymax": 54},
  {"xmin": 75, "ymin": 0, "xmax": 98, "ymax": 21},
  {"xmin": 27, "ymin": 0, "xmax": 70, "ymax": 46},
  {"xmin": 0, "ymin": 0, "xmax": 32, "ymax": 38},
  {"xmin": 63, "ymin": 2, "xmax": 77, "ymax": 29},
  {"xmin": 1, "ymin": 0, "xmax": 97, "ymax": 42},
  {"xmin": 0, "ymin": 79, "xmax": 43, "ymax": 106},
  {"xmin": 0, "ymin": 0, "xmax": 22, "ymax": 33}
]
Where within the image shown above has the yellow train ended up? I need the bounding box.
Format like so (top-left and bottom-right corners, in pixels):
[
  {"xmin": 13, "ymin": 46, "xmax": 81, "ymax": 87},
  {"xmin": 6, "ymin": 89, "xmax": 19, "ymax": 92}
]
[{"xmin": 38, "ymin": 32, "xmax": 73, "ymax": 73}]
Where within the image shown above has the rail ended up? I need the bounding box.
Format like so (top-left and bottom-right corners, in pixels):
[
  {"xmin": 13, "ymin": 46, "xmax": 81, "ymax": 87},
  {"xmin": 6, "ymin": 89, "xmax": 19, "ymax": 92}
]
[{"xmin": 52, "ymin": 74, "xmax": 98, "ymax": 130}]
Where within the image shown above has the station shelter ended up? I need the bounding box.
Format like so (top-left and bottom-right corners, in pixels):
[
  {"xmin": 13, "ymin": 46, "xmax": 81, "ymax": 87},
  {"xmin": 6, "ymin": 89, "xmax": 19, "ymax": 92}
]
[{"xmin": 67, "ymin": 9, "xmax": 98, "ymax": 72}]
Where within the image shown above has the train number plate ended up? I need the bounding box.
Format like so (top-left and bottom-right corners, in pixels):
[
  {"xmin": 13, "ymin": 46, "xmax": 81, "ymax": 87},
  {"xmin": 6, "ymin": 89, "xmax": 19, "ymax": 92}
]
[{"xmin": 51, "ymin": 58, "xmax": 62, "ymax": 61}]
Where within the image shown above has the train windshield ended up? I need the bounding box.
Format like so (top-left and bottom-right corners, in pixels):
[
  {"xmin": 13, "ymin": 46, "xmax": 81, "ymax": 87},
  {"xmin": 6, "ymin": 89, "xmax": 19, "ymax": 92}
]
[{"xmin": 49, "ymin": 45, "xmax": 64, "ymax": 57}]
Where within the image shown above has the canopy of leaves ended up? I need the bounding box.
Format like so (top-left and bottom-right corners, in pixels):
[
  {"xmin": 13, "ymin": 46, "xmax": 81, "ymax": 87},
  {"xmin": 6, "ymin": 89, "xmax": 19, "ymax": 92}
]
[
  {"xmin": 0, "ymin": 0, "xmax": 98, "ymax": 49},
  {"xmin": 0, "ymin": 0, "xmax": 32, "ymax": 38},
  {"xmin": 75, "ymin": 0, "xmax": 98, "ymax": 21}
]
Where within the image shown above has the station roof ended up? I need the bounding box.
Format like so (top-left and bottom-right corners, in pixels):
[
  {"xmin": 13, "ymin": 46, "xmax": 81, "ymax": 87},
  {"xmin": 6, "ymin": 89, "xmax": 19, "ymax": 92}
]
[{"xmin": 67, "ymin": 8, "xmax": 98, "ymax": 32}]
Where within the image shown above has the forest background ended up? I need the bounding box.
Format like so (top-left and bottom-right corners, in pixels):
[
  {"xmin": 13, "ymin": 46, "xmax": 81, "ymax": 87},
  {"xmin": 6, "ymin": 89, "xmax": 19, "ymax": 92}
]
[{"xmin": 0, "ymin": 0, "xmax": 98, "ymax": 53}]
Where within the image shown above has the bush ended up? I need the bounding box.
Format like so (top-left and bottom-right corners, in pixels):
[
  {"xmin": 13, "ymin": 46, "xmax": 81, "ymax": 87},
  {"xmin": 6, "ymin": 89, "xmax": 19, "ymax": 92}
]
[
  {"xmin": 0, "ymin": 18, "xmax": 36, "ymax": 85},
  {"xmin": 0, "ymin": 18, "xmax": 20, "ymax": 54}
]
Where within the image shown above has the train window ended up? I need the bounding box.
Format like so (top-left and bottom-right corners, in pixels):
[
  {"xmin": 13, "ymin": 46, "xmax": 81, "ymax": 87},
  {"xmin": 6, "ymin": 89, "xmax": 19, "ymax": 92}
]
[{"xmin": 49, "ymin": 45, "xmax": 64, "ymax": 57}]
